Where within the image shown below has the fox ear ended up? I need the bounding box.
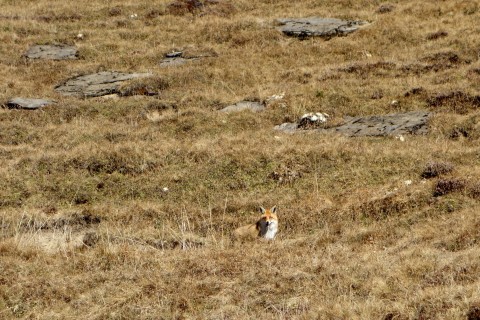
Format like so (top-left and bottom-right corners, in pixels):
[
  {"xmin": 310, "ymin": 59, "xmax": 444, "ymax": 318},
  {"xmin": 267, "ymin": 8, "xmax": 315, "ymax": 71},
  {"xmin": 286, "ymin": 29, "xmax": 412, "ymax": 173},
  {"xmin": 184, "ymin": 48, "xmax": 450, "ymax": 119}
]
[
  {"xmin": 271, "ymin": 206, "xmax": 277, "ymax": 213},
  {"xmin": 259, "ymin": 206, "xmax": 266, "ymax": 214}
]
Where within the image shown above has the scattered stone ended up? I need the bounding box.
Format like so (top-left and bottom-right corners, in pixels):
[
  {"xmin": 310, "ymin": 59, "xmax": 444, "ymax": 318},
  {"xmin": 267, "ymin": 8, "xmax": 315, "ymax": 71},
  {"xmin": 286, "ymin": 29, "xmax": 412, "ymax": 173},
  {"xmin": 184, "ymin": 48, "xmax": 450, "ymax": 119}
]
[
  {"xmin": 265, "ymin": 92, "xmax": 285, "ymax": 104},
  {"xmin": 23, "ymin": 44, "xmax": 78, "ymax": 60},
  {"xmin": 160, "ymin": 56, "xmax": 194, "ymax": 67},
  {"xmin": 274, "ymin": 122, "xmax": 299, "ymax": 133},
  {"xmin": 159, "ymin": 49, "xmax": 216, "ymax": 67},
  {"xmin": 6, "ymin": 97, "xmax": 55, "ymax": 110},
  {"xmin": 55, "ymin": 71, "xmax": 153, "ymax": 97},
  {"xmin": 166, "ymin": 51, "xmax": 183, "ymax": 58},
  {"xmin": 275, "ymin": 111, "xmax": 432, "ymax": 137},
  {"xmin": 276, "ymin": 17, "xmax": 367, "ymax": 39},
  {"xmin": 390, "ymin": 100, "xmax": 399, "ymax": 107},
  {"xmin": 220, "ymin": 100, "xmax": 265, "ymax": 113}
]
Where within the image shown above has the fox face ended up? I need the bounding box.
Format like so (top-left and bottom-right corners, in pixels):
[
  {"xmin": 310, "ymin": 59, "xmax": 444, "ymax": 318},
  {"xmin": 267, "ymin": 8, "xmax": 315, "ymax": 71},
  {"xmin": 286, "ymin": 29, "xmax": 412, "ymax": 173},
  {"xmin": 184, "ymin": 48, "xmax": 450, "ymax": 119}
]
[{"xmin": 234, "ymin": 206, "xmax": 278, "ymax": 240}]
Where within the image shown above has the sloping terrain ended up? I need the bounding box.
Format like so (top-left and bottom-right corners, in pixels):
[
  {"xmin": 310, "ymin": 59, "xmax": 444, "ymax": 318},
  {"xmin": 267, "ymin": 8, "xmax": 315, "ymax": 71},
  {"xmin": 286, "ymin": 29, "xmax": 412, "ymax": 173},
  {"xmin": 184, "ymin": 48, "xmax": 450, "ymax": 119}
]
[{"xmin": 0, "ymin": 0, "xmax": 479, "ymax": 319}]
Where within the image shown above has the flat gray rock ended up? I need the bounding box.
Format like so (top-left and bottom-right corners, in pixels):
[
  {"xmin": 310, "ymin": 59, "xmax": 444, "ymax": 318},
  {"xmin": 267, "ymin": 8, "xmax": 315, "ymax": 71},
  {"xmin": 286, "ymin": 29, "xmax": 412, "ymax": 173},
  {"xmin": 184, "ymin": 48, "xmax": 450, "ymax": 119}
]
[
  {"xmin": 159, "ymin": 50, "xmax": 216, "ymax": 67},
  {"xmin": 24, "ymin": 44, "xmax": 78, "ymax": 60},
  {"xmin": 275, "ymin": 111, "xmax": 432, "ymax": 137},
  {"xmin": 55, "ymin": 71, "xmax": 152, "ymax": 97},
  {"xmin": 220, "ymin": 101, "xmax": 265, "ymax": 113},
  {"xmin": 159, "ymin": 57, "xmax": 199, "ymax": 67},
  {"xmin": 273, "ymin": 122, "xmax": 298, "ymax": 133},
  {"xmin": 277, "ymin": 17, "xmax": 366, "ymax": 39},
  {"xmin": 332, "ymin": 111, "xmax": 431, "ymax": 137},
  {"xmin": 6, "ymin": 97, "xmax": 55, "ymax": 110}
]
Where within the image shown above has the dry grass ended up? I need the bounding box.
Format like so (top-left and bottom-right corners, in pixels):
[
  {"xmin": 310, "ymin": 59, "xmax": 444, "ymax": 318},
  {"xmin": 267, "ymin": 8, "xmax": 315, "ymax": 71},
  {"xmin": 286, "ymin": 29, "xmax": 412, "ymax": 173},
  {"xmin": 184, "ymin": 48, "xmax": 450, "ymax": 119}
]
[{"xmin": 1, "ymin": 0, "xmax": 479, "ymax": 319}]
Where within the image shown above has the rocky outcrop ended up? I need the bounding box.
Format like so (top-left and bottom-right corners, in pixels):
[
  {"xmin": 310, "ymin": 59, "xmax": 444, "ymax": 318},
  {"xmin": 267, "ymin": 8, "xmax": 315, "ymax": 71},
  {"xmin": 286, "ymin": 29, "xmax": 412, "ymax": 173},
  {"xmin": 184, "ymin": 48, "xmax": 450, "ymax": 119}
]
[
  {"xmin": 275, "ymin": 111, "xmax": 432, "ymax": 137},
  {"xmin": 55, "ymin": 71, "xmax": 152, "ymax": 97},
  {"xmin": 24, "ymin": 44, "xmax": 78, "ymax": 60},
  {"xmin": 277, "ymin": 17, "xmax": 366, "ymax": 39},
  {"xmin": 5, "ymin": 97, "xmax": 55, "ymax": 110}
]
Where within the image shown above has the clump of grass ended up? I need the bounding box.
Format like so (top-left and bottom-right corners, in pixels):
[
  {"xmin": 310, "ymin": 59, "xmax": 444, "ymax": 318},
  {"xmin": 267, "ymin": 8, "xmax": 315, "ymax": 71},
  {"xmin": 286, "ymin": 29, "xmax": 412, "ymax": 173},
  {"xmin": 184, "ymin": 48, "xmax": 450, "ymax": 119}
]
[
  {"xmin": 433, "ymin": 178, "xmax": 466, "ymax": 197},
  {"xmin": 467, "ymin": 182, "xmax": 480, "ymax": 199},
  {"xmin": 467, "ymin": 305, "xmax": 480, "ymax": 320},
  {"xmin": 427, "ymin": 91, "xmax": 480, "ymax": 114},
  {"xmin": 119, "ymin": 76, "xmax": 170, "ymax": 97},
  {"xmin": 421, "ymin": 161, "xmax": 454, "ymax": 178},
  {"xmin": 166, "ymin": 0, "xmax": 235, "ymax": 17}
]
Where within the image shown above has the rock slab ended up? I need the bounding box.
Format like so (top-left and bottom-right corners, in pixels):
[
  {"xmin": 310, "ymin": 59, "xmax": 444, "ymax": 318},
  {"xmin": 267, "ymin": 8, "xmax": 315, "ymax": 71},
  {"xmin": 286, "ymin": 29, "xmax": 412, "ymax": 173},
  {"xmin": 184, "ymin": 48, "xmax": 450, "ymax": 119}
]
[
  {"xmin": 332, "ymin": 111, "xmax": 431, "ymax": 136},
  {"xmin": 277, "ymin": 17, "xmax": 366, "ymax": 39},
  {"xmin": 55, "ymin": 71, "xmax": 152, "ymax": 97},
  {"xmin": 6, "ymin": 97, "xmax": 55, "ymax": 110},
  {"xmin": 159, "ymin": 50, "xmax": 216, "ymax": 67},
  {"xmin": 24, "ymin": 44, "xmax": 78, "ymax": 60},
  {"xmin": 275, "ymin": 111, "xmax": 432, "ymax": 137},
  {"xmin": 220, "ymin": 100, "xmax": 265, "ymax": 113}
]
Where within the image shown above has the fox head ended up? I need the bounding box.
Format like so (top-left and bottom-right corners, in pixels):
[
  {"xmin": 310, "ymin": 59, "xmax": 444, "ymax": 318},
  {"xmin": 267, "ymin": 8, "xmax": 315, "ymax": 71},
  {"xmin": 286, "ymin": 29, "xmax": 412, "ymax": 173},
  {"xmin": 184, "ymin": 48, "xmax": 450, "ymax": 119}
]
[{"xmin": 257, "ymin": 206, "xmax": 278, "ymax": 239}]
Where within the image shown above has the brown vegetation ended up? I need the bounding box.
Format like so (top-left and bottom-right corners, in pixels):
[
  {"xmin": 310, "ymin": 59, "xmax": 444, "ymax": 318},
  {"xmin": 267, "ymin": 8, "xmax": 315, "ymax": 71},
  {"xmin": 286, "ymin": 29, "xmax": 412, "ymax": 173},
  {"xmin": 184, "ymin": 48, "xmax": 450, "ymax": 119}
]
[{"xmin": 0, "ymin": 0, "xmax": 479, "ymax": 319}]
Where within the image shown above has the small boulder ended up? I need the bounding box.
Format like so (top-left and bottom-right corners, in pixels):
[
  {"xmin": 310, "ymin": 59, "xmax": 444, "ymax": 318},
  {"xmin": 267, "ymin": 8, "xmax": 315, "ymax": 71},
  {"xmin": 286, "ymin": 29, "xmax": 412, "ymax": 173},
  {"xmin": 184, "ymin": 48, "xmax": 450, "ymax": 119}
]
[
  {"xmin": 24, "ymin": 44, "xmax": 78, "ymax": 60},
  {"xmin": 6, "ymin": 97, "xmax": 55, "ymax": 110},
  {"xmin": 159, "ymin": 49, "xmax": 216, "ymax": 67},
  {"xmin": 277, "ymin": 17, "xmax": 367, "ymax": 39},
  {"xmin": 275, "ymin": 111, "xmax": 432, "ymax": 137},
  {"xmin": 55, "ymin": 71, "xmax": 153, "ymax": 97}
]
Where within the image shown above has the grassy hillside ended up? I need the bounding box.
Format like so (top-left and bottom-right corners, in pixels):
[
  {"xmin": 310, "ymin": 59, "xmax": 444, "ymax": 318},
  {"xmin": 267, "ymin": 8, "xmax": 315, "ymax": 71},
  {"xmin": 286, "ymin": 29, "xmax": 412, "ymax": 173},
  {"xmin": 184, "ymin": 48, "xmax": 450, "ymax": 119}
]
[{"xmin": 1, "ymin": 0, "xmax": 479, "ymax": 319}]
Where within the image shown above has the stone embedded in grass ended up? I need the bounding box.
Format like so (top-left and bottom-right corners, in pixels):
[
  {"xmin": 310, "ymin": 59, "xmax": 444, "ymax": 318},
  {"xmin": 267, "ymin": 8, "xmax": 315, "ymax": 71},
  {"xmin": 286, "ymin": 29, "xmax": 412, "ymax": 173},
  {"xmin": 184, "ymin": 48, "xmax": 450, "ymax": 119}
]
[
  {"xmin": 159, "ymin": 49, "xmax": 216, "ymax": 67},
  {"xmin": 219, "ymin": 100, "xmax": 265, "ymax": 113},
  {"xmin": 6, "ymin": 97, "xmax": 55, "ymax": 110},
  {"xmin": 55, "ymin": 71, "xmax": 153, "ymax": 97},
  {"xmin": 276, "ymin": 17, "xmax": 367, "ymax": 39},
  {"xmin": 23, "ymin": 44, "xmax": 78, "ymax": 60},
  {"xmin": 274, "ymin": 122, "xmax": 298, "ymax": 133},
  {"xmin": 160, "ymin": 56, "xmax": 194, "ymax": 67},
  {"xmin": 275, "ymin": 111, "xmax": 432, "ymax": 137}
]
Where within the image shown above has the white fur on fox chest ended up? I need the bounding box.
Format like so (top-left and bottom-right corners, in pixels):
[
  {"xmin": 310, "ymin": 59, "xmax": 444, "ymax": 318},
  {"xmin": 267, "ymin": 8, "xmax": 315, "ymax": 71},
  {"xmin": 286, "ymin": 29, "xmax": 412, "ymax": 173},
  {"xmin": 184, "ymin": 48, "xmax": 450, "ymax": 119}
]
[{"xmin": 258, "ymin": 219, "xmax": 278, "ymax": 239}]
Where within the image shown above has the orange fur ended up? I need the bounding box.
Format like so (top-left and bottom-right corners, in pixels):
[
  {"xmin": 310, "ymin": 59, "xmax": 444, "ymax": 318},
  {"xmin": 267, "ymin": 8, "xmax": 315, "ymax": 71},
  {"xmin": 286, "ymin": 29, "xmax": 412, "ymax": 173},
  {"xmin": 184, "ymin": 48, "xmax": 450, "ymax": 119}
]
[{"xmin": 234, "ymin": 206, "xmax": 278, "ymax": 240}]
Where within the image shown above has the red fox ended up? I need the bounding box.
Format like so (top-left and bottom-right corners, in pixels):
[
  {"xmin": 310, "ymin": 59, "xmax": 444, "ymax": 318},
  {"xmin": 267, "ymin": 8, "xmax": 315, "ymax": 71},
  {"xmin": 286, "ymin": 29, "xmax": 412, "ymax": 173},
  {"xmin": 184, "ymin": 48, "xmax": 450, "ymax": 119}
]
[{"xmin": 234, "ymin": 206, "xmax": 278, "ymax": 240}]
